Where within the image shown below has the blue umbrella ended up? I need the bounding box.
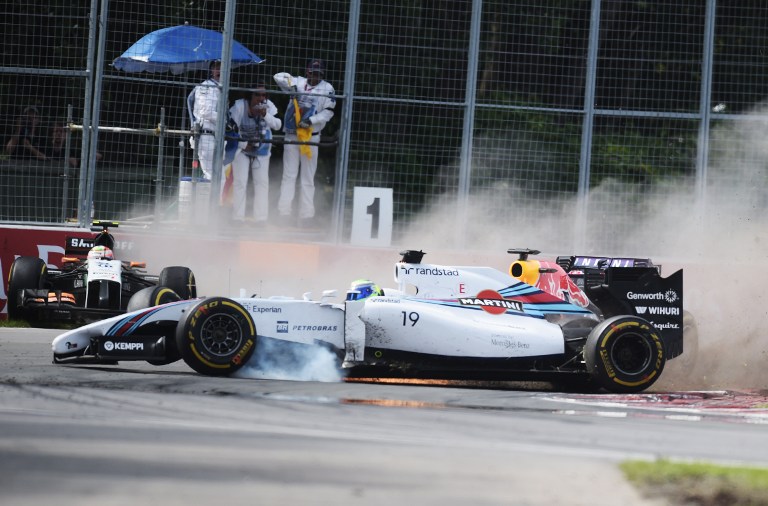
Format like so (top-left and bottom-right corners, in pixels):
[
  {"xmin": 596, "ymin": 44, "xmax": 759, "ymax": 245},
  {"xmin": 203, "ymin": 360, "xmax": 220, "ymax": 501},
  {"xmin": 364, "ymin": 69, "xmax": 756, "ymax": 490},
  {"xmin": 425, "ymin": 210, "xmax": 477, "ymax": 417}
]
[{"xmin": 113, "ymin": 25, "xmax": 263, "ymax": 74}]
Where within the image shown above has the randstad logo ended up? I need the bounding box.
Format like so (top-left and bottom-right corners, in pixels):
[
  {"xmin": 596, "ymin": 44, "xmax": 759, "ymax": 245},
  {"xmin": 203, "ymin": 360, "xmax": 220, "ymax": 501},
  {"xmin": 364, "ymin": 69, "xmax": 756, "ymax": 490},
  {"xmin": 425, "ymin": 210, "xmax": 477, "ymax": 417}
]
[{"xmin": 400, "ymin": 266, "xmax": 459, "ymax": 276}]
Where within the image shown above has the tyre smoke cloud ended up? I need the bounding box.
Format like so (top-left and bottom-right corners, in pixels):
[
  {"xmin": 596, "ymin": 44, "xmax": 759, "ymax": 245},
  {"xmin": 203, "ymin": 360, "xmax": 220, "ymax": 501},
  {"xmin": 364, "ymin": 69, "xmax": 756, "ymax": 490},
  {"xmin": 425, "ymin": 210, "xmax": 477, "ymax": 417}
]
[{"xmin": 235, "ymin": 337, "xmax": 343, "ymax": 383}]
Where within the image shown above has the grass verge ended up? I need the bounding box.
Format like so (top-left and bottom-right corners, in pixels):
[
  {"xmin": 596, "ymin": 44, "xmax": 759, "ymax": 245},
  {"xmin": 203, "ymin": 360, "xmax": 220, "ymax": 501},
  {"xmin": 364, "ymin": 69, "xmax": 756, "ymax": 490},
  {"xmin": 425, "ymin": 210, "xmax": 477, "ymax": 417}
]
[
  {"xmin": 621, "ymin": 459, "xmax": 768, "ymax": 505},
  {"xmin": 0, "ymin": 319, "xmax": 30, "ymax": 328}
]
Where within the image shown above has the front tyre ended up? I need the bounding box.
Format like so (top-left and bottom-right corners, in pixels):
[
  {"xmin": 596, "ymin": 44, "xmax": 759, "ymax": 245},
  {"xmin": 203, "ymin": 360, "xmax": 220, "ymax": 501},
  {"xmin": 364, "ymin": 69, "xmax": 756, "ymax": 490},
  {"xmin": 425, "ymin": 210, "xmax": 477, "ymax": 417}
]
[
  {"xmin": 175, "ymin": 297, "xmax": 256, "ymax": 376},
  {"xmin": 7, "ymin": 256, "xmax": 47, "ymax": 321},
  {"xmin": 584, "ymin": 315, "xmax": 665, "ymax": 393}
]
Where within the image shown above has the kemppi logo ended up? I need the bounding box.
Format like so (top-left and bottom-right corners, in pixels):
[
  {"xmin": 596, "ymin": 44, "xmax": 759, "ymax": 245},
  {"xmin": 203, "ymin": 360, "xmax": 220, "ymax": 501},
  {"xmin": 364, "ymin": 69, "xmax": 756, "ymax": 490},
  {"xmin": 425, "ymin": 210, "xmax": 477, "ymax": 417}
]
[{"xmin": 104, "ymin": 341, "xmax": 143, "ymax": 351}]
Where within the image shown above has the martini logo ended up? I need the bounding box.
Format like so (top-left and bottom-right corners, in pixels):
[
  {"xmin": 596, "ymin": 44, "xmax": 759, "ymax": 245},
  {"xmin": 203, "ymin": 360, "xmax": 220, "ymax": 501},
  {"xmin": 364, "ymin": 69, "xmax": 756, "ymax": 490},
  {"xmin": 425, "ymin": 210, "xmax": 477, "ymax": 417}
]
[{"xmin": 459, "ymin": 289, "xmax": 523, "ymax": 315}]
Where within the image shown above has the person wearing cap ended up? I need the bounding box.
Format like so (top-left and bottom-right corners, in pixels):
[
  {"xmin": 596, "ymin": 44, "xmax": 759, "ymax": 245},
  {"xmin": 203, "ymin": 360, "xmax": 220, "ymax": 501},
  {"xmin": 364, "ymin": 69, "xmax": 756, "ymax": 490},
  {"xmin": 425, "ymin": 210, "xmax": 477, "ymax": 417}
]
[
  {"xmin": 273, "ymin": 58, "xmax": 336, "ymax": 228},
  {"xmin": 187, "ymin": 61, "xmax": 222, "ymax": 180},
  {"xmin": 5, "ymin": 105, "xmax": 47, "ymax": 161},
  {"xmin": 227, "ymin": 81, "xmax": 282, "ymax": 226}
]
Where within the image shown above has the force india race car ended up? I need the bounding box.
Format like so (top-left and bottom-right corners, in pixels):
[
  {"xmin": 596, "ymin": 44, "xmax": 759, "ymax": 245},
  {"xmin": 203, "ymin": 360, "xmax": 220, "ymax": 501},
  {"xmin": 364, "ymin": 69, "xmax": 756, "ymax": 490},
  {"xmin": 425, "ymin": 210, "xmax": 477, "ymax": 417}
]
[
  {"xmin": 51, "ymin": 248, "xmax": 689, "ymax": 393},
  {"xmin": 8, "ymin": 221, "xmax": 197, "ymax": 325}
]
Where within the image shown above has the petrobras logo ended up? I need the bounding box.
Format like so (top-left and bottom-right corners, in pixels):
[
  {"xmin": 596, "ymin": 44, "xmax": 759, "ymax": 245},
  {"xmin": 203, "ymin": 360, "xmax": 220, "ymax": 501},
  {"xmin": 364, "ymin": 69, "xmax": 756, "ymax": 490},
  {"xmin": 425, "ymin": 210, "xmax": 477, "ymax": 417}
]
[
  {"xmin": 104, "ymin": 341, "xmax": 144, "ymax": 351},
  {"xmin": 292, "ymin": 325, "xmax": 339, "ymax": 332},
  {"xmin": 276, "ymin": 320, "xmax": 288, "ymax": 333},
  {"xmin": 626, "ymin": 289, "xmax": 679, "ymax": 304},
  {"xmin": 400, "ymin": 266, "xmax": 459, "ymax": 276},
  {"xmin": 635, "ymin": 306, "xmax": 680, "ymax": 316},
  {"xmin": 459, "ymin": 289, "xmax": 523, "ymax": 315}
]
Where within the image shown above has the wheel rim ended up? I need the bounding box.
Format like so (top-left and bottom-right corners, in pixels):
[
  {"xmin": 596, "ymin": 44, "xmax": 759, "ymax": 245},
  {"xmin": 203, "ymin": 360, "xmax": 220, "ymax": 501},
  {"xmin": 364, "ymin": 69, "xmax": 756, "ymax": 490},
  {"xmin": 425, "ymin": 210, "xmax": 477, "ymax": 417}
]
[
  {"xmin": 199, "ymin": 313, "xmax": 244, "ymax": 357},
  {"xmin": 609, "ymin": 332, "xmax": 652, "ymax": 375}
]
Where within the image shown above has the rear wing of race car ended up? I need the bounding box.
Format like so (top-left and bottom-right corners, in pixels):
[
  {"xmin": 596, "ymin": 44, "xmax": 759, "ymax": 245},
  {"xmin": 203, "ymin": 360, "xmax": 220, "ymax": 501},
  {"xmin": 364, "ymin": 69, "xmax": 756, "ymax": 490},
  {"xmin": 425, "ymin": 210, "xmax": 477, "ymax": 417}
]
[{"xmin": 558, "ymin": 255, "xmax": 684, "ymax": 359}]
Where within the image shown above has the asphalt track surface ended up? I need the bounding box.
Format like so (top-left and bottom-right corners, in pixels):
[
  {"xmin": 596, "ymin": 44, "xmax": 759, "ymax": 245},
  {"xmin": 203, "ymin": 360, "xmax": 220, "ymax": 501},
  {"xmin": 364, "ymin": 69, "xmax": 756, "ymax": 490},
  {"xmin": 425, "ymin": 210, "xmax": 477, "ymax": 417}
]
[{"xmin": 2, "ymin": 328, "xmax": 767, "ymax": 506}]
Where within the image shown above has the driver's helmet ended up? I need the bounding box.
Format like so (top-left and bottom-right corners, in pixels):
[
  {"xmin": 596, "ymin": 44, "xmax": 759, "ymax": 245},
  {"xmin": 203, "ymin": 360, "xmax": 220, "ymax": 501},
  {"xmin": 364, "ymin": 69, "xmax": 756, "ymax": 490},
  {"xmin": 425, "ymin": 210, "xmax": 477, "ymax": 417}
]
[
  {"xmin": 346, "ymin": 279, "xmax": 383, "ymax": 301},
  {"xmin": 87, "ymin": 245, "xmax": 114, "ymax": 261}
]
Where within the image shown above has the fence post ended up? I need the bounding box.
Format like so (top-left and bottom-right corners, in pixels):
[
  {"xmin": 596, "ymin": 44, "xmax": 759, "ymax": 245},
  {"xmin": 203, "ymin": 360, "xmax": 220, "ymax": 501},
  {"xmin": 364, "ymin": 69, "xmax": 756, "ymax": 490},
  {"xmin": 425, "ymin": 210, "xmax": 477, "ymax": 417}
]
[
  {"xmin": 575, "ymin": 0, "xmax": 602, "ymax": 252},
  {"xmin": 60, "ymin": 104, "xmax": 74, "ymax": 223},
  {"xmin": 155, "ymin": 108, "xmax": 166, "ymax": 223},
  {"xmin": 696, "ymin": 0, "xmax": 717, "ymax": 210}
]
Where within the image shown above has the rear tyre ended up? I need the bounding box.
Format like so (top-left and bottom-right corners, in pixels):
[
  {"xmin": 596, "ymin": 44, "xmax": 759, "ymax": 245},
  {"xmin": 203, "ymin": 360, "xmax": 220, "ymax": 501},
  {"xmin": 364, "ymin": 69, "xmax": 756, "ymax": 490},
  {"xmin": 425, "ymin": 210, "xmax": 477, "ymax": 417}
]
[
  {"xmin": 126, "ymin": 286, "xmax": 182, "ymax": 365},
  {"xmin": 7, "ymin": 257, "xmax": 47, "ymax": 321},
  {"xmin": 175, "ymin": 297, "xmax": 256, "ymax": 376},
  {"xmin": 584, "ymin": 315, "xmax": 665, "ymax": 393},
  {"xmin": 159, "ymin": 266, "xmax": 197, "ymax": 300}
]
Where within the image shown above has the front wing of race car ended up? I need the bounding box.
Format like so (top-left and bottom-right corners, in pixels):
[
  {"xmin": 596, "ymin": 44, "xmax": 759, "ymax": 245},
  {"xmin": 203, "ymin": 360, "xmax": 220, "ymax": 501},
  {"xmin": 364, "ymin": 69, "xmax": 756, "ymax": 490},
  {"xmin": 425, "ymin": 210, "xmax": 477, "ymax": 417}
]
[
  {"xmin": 17, "ymin": 288, "xmax": 129, "ymax": 325},
  {"xmin": 52, "ymin": 296, "xmax": 350, "ymax": 374}
]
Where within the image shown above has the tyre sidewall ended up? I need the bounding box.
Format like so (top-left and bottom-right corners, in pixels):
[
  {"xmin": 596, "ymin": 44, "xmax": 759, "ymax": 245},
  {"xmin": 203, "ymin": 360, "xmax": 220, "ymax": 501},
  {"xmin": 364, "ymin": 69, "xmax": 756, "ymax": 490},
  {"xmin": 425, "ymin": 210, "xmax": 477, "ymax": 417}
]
[
  {"xmin": 8, "ymin": 257, "xmax": 47, "ymax": 320},
  {"xmin": 176, "ymin": 297, "xmax": 256, "ymax": 376},
  {"xmin": 584, "ymin": 315, "xmax": 665, "ymax": 393},
  {"xmin": 159, "ymin": 266, "xmax": 197, "ymax": 299},
  {"xmin": 125, "ymin": 286, "xmax": 183, "ymax": 365},
  {"xmin": 126, "ymin": 286, "xmax": 181, "ymax": 313}
]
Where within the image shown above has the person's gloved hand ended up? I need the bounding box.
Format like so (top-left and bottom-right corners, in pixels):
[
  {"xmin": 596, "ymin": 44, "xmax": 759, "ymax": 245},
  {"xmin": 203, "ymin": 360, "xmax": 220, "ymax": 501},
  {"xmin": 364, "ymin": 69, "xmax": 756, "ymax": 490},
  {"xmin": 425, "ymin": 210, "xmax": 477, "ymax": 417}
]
[{"xmin": 298, "ymin": 118, "xmax": 312, "ymax": 129}]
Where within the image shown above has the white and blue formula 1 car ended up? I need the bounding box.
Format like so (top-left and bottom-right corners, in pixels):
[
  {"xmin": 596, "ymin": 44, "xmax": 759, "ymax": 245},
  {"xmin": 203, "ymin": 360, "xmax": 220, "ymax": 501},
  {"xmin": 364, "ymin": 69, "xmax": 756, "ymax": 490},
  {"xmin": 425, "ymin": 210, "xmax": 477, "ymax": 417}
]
[{"xmin": 52, "ymin": 249, "xmax": 687, "ymax": 393}]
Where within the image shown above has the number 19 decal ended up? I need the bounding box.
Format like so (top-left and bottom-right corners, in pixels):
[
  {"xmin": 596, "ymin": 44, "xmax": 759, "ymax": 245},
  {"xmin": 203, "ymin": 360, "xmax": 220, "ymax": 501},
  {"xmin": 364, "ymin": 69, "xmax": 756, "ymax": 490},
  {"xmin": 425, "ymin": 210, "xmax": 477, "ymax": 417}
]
[{"xmin": 401, "ymin": 311, "xmax": 419, "ymax": 326}]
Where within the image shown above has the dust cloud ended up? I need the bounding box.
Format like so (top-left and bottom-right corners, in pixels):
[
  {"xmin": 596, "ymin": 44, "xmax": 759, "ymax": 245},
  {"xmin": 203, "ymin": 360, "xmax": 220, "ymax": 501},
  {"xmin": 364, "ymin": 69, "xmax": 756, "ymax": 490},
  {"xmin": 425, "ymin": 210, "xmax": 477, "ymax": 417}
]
[{"xmin": 397, "ymin": 109, "xmax": 768, "ymax": 392}]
